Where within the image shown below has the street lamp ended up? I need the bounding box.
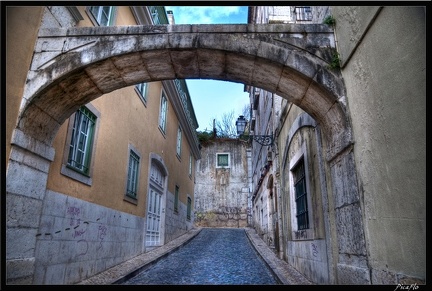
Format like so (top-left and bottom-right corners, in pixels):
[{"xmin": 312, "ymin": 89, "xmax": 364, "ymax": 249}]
[{"xmin": 236, "ymin": 115, "xmax": 274, "ymax": 146}]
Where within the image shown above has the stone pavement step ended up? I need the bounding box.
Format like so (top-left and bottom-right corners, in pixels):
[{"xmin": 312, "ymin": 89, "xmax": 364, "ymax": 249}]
[{"xmin": 77, "ymin": 227, "xmax": 313, "ymax": 285}]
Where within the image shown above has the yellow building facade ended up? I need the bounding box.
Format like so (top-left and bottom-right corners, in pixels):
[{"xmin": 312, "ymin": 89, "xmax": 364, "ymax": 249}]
[{"xmin": 6, "ymin": 6, "xmax": 200, "ymax": 284}]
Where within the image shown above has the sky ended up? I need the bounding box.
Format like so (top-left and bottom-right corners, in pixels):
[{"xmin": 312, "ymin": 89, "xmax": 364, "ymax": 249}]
[{"xmin": 165, "ymin": 6, "xmax": 250, "ymax": 132}]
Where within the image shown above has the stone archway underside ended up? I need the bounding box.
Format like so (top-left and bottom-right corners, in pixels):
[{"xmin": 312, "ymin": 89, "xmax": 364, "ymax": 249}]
[{"xmin": 19, "ymin": 24, "xmax": 350, "ymax": 161}]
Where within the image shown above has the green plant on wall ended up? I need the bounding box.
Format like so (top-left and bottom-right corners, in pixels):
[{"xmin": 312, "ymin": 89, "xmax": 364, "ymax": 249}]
[
  {"xmin": 328, "ymin": 51, "xmax": 341, "ymax": 69},
  {"xmin": 323, "ymin": 15, "xmax": 336, "ymax": 26}
]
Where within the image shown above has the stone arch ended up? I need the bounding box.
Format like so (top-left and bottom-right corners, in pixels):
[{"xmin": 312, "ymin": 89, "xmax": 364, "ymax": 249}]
[
  {"xmin": 7, "ymin": 26, "xmax": 367, "ymax": 284},
  {"xmin": 17, "ymin": 26, "xmax": 350, "ymax": 162}
]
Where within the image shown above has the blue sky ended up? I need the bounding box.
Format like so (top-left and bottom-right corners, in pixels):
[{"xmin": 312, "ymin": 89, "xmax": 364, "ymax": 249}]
[{"xmin": 165, "ymin": 6, "xmax": 250, "ymax": 132}]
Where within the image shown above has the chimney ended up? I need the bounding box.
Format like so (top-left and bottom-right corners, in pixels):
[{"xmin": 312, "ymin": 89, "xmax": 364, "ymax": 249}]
[{"xmin": 167, "ymin": 10, "xmax": 175, "ymax": 24}]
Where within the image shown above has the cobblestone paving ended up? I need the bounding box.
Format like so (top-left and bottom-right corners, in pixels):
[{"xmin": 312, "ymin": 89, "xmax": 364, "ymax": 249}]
[{"xmin": 121, "ymin": 228, "xmax": 279, "ymax": 285}]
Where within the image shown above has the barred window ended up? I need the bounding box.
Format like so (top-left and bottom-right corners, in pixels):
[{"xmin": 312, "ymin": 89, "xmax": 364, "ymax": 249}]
[
  {"xmin": 293, "ymin": 157, "xmax": 309, "ymax": 230},
  {"xmin": 126, "ymin": 150, "xmax": 140, "ymax": 199},
  {"xmin": 295, "ymin": 6, "xmax": 312, "ymax": 21},
  {"xmin": 67, "ymin": 106, "xmax": 96, "ymax": 176}
]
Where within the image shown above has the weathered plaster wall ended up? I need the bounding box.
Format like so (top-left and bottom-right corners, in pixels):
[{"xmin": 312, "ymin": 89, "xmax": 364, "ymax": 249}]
[{"xmin": 194, "ymin": 140, "xmax": 250, "ymax": 227}]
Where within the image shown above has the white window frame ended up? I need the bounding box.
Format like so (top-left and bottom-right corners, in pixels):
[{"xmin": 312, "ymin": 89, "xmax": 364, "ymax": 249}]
[
  {"xmin": 61, "ymin": 104, "xmax": 100, "ymax": 186},
  {"xmin": 289, "ymin": 142, "xmax": 314, "ymax": 240},
  {"xmin": 189, "ymin": 153, "xmax": 193, "ymax": 178},
  {"xmin": 135, "ymin": 82, "xmax": 148, "ymax": 105},
  {"xmin": 124, "ymin": 144, "xmax": 141, "ymax": 203},
  {"xmin": 216, "ymin": 153, "xmax": 230, "ymax": 168},
  {"xmin": 158, "ymin": 91, "xmax": 168, "ymax": 134},
  {"xmin": 88, "ymin": 6, "xmax": 115, "ymax": 26},
  {"xmin": 176, "ymin": 126, "xmax": 182, "ymax": 158}
]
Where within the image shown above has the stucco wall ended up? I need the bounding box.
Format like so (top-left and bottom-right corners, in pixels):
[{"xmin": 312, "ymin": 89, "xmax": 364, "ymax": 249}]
[
  {"xmin": 45, "ymin": 6, "xmax": 196, "ymax": 221},
  {"xmin": 333, "ymin": 6, "xmax": 426, "ymax": 283}
]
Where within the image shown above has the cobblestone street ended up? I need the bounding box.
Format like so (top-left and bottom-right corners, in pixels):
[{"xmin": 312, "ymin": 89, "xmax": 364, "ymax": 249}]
[
  {"xmin": 78, "ymin": 227, "xmax": 313, "ymax": 285},
  {"xmin": 121, "ymin": 228, "xmax": 278, "ymax": 285}
]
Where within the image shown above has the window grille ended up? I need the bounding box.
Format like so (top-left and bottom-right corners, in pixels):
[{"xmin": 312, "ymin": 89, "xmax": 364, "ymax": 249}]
[
  {"xmin": 295, "ymin": 6, "xmax": 312, "ymax": 21},
  {"xmin": 126, "ymin": 150, "xmax": 140, "ymax": 198},
  {"xmin": 293, "ymin": 157, "xmax": 309, "ymax": 230},
  {"xmin": 67, "ymin": 106, "xmax": 96, "ymax": 175}
]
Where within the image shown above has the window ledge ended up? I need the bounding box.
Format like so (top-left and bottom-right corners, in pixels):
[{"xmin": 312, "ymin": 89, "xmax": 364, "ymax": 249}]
[
  {"xmin": 61, "ymin": 164, "xmax": 92, "ymax": 186},
  {"xmin": 124, "ymin": 195, "xmax": 138, "ymax": 205}
]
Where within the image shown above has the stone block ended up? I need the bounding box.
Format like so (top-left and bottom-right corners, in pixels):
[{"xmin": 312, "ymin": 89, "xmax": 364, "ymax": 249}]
[
  {"xmin": 45, "ymin": 263, "xmax": 66, "ymax": 284},
  {"xmin": 6, "ymin": 194, "xmax": 42, "ymax": 228},
  {"xmin": 6, "ymin": 227, "xmax": 38, "ymax": 259},
  {"xmin": 6, "ymin": 257, "xmax": 35, "ymax": 284},
  {"xmin": 335, "ymin": 204, "xmax": 367, "ymax": 255},
  {"xmin": 337, "ymin": 263, "xmax": 371, "ymax": 284},
  {"xmin": 371, "ymin": 268, "xmax": 397, "ymax": 284},
  {"xmin": 10, "ymin": 130, "xmax": 55, "ymax": 162}
]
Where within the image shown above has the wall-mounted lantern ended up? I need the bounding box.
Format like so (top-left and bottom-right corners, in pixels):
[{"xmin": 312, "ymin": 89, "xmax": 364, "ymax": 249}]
[{"xmin": 236, "ymin": 115, "xmax": 274, "ymax": 146}]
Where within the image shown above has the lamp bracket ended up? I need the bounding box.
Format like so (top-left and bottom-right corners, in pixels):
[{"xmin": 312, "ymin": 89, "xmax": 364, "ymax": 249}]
[{"xmin": 251, "ymin": 135, "xmax": 273, "ymax": 146}]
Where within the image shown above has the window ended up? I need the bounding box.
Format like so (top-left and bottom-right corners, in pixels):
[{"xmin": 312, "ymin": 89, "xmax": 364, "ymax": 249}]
[
  {"xmin": 149, "ymin": 6, "xmax": 165, "ymax": 24},
  {"xmin": 295, "ymin": 6, "xmax": 312, "ymax": 21},
  {"xmin": 126, "ymin": 149, "xmax": 140, "ymax": 200},
  {"xmin": 61, "ymin": 104, "xmax": 100, "ymax": 185},
  {"xmin": 176, "ymin": 126, "xmax": 182, "ymax": 158},
  {"xmin": 67, "ymin": 106, "xmax": 96, "ymax": 175},
  {"xmin": 216, "ymin": 153, "xmax": 230, "ymax": 168},
  {"xmin": 174, "ymin": 185, "xmax": 179, "ymax": 213},
  {"xmin": 186, "ymin": 196, "xmax": 192, "ymax": 220},
  {"xmin": 189, "ymin": 153, "xmax": 193, "ymax": 177},
  {"xmin": 293, "ymin": 157, "xmax": 309, "ymax": 230},
  {"xmin": 159, "ymin": 91, "xmax": 168, "ymax": 133},
  {"xmin": 89, "ymin": 6, "xmax": 115, "ymax": 26},
  {"xmin": 136, "ymin": 82, "xmax": 148, "ymax": 105}
]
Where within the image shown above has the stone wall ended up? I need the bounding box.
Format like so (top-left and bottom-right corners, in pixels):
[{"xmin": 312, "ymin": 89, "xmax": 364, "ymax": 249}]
[{"xmin": 33, "ymin": 190, "xmax": 144, "ymax": 284}]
